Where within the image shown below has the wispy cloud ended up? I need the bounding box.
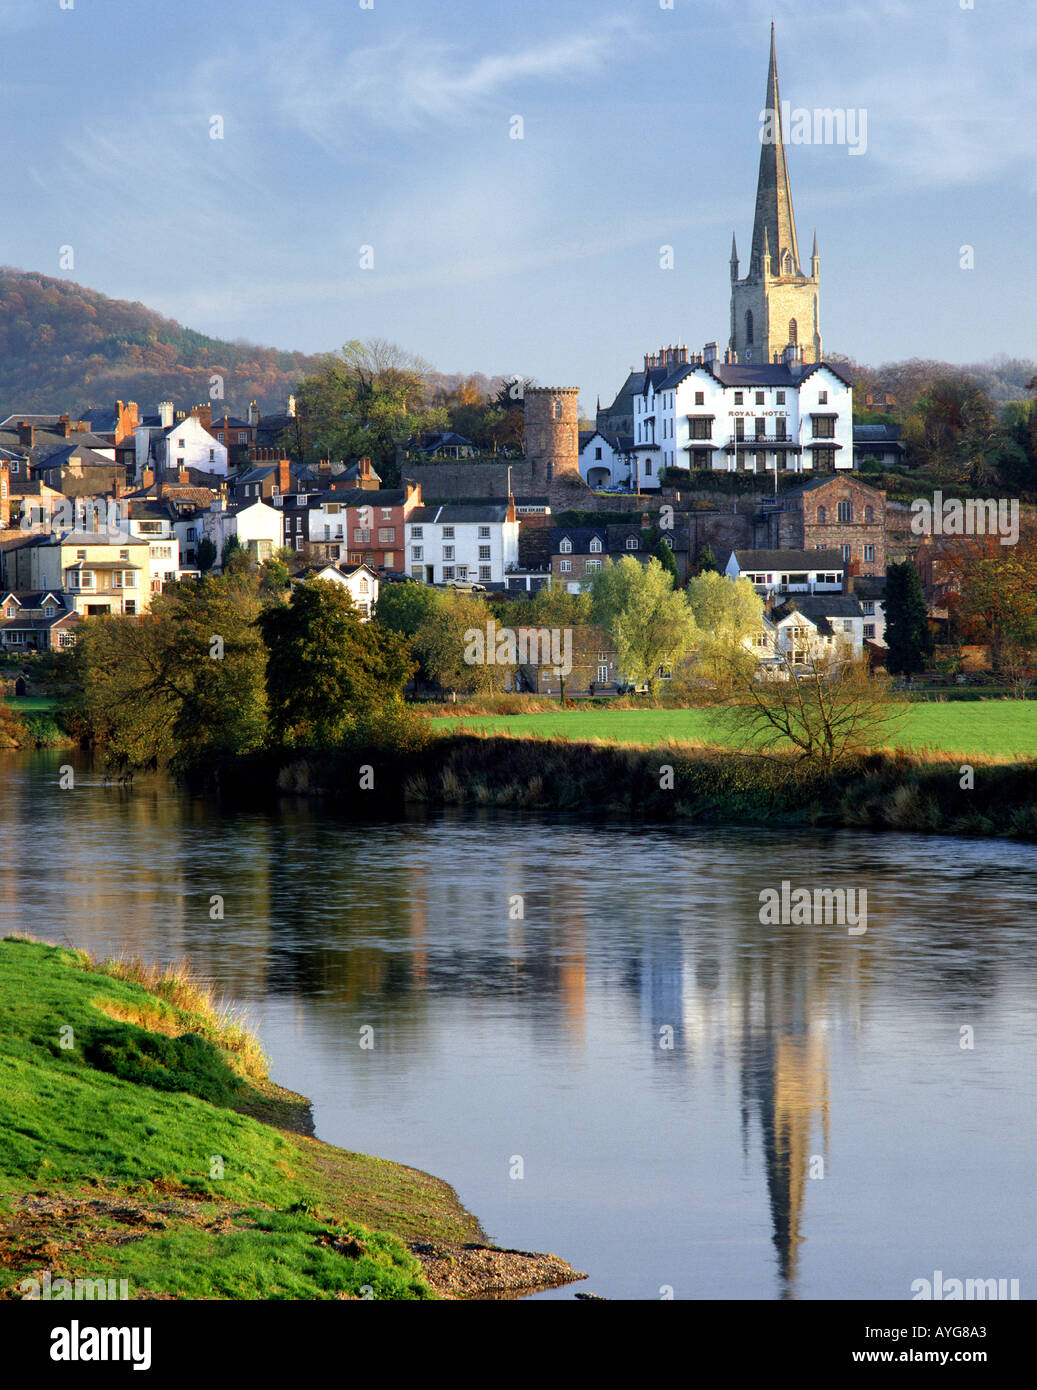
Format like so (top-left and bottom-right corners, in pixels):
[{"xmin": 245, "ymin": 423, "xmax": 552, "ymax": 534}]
[{"xmin": 262, "ymin": 19, "xmax": 637, "ymax": 144}]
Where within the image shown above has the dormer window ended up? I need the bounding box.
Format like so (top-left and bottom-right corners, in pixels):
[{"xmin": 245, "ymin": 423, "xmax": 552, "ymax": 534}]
[
  {"xmin": 625, "ymin": 537, "xmax": 638, "ymax": 550},
  {"xmin": 589, "ymin": 537, "xmax": 603, "ymax": 553},
  {"xmin": 559, "ymin": 538, "xmax": 573, "ymax": 554}
]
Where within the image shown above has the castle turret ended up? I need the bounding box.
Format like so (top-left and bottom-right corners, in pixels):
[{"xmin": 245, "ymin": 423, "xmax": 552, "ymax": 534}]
[{"xmin": 523, "ymin": 387, "xmax": 580, "ymax": 486}]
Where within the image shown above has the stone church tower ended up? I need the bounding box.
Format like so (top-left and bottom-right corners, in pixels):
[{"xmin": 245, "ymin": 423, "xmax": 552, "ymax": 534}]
[{"xmin": 730, "ymin": 25, "xmax": 821, "ymax": 366}]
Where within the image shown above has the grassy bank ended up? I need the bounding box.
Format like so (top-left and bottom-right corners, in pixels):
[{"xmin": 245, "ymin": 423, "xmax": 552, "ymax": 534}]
[
  {"xmin": 0, "ymin": 937, "xmax": 489, "ymax": 1300},
  {"xmin": 430, "ymin": 701, "xmax": 1037, "ymax": 760},
  {"xmin": 0, "ymin": 699, "xmax": 73, "ymax": 750},
  {"xmin": 195, "ymin": 735, "xmax": 1037, "ymax": 840}
]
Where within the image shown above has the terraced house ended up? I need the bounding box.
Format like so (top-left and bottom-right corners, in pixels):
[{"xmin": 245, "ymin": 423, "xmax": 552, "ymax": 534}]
[
  {"xmin": 406, "ymin": 500, "xmax": 519, "ymax": 586},
  {"xmin": 282, "ymin": 484, "xmax": 423, "ymax": 571}
]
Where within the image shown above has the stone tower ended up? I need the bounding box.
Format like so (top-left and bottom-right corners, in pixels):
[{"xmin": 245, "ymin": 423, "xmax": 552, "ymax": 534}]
[
  {"xmin": 523, "ymin": 386, "xmax": 580, "ymax": 486},
  {"xmin": 729, "ymin": 25, "xmax": 821, "ymax": 366}
]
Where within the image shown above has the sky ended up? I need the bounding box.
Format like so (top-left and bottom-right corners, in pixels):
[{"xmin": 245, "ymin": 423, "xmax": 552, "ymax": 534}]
[{"xmin": 2, "ymin": 0, "xmax": 1035, "ymax": 411}]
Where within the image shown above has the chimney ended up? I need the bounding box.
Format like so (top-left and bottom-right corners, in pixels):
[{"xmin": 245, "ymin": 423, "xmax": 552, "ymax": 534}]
[
  {"xmin": 158, "ymin": 401, "xmax": 174, "ymax": 428},
  {"xmin": 404, "ymin": 480, "xmax": 421, "ymax": 505},
  {"xmin": 175, "ymin": 410, "xmax": 186, "ymax": 423},
  {"xmin": 640, "ymin": 511, "xmax": 651, "ymax": 530},
  {"xmin": 192, "ymin": 403, "xmax": 212, "ymax": 430},
  {"xmin": 178, "ymin": 468, "xmax": 190, "ymax": 486},
  {"xmin": 704, "ymin": 342, "xmax": 718, "ymax": 365},
  {"xmin": 318, "ymin": 458, "xmax": 331, "ymax": 483},
  {"xmin": 278, "ymin": 457, "xmax": 292, "ymax": 495},
  {"xmin": 507, "ymin": 491, "xmax": 516, "ymax": 524},
  {"xmin": 248, "ymin": 400, "xmax": 259, "ymax": 427},
  {"xmin": 17, "ymin": 422, "xmax": 34, "ymax": 449},
  {"xmin": 141, "ymin": 467, "xmax": 155, "ymax": 489}
]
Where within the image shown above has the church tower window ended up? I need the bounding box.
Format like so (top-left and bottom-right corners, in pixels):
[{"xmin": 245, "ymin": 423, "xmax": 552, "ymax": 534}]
[
  {"xmin": 745, "ymin": 310, "xmax": 754, "ymax": 345},
  {"xmin": 788, "ymin": 318, "xmax": 798, "ymax": 345}
]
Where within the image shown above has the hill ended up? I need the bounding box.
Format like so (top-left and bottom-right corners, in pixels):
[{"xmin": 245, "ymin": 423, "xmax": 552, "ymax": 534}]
[{"xmin": 0, "ymin": 267, "xmax": 323, "ymax": 418}]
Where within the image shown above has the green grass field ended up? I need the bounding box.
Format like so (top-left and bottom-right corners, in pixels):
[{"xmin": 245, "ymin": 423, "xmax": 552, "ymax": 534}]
[
  {"xmin": 1, "ymin": 696, "xmax": 59, "ymax": 711},
  {"xmin": 0, "ymin": 938, "xmax": 483, "ymax": 1299},
  {"xmin": 432, "ymin": 701, "xmax": 1037, "ymax": 758}
]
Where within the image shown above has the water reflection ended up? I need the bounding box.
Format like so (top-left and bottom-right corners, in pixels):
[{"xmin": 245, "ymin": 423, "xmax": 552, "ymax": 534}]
[{"xmin": 2, "ymin": 751, "xmax": 1036, "ymax": 1300}]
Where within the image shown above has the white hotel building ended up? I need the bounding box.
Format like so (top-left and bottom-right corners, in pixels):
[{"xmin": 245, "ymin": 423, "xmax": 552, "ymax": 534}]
[{"xmin": 631, "ymin": 346, "xmax": 855, "ymax": 490}]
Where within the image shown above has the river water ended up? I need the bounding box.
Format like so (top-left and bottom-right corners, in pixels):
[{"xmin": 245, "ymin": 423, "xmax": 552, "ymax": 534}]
[{"xmin": 2, "ymin": 751, "xmax": 1035, "ymax": 1300}]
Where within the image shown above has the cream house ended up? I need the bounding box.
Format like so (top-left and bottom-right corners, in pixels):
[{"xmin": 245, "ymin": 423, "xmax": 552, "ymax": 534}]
[{"xmin": 7, "ymin": 531, "xmax": 154, "ymax": 616}]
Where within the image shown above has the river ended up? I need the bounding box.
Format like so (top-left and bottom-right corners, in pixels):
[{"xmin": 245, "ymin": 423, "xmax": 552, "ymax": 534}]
[{"xmin": 2, "ymin": 750, "xmax": 1035, "ymax": 1300}]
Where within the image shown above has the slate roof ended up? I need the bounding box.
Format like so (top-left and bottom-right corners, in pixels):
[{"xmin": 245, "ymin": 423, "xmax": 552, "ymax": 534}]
[
  {"xmin": 408, "ymin": 503, "xmax": 509, "ymax": 524},
  {"xmin": 732, "ymin": 548, "xmax": 844, "ymax": 570}
]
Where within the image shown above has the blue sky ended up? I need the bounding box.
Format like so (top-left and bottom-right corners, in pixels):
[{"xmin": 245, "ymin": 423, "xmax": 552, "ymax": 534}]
[{"xmin": 2, "ymin": 0, "xmax": 1035, "ymax": 409}]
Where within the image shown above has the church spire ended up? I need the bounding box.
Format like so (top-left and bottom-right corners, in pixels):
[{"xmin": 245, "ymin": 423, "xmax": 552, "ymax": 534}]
[{"xmin": 750, "ymin": 23, "xmax": 801, "ymax": 279}]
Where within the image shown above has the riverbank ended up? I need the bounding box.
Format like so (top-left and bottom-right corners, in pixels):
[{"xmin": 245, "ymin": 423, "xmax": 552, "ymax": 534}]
[
  {"xmin": 0, "ymin": 937, "xmax": 585, "ymax": 1300},
  {"xmin": 191, "ymin": 735, "xmax": 1037, "ymax": 841}
]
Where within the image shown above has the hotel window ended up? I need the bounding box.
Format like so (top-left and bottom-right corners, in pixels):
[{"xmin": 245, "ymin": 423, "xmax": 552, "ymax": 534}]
[
  {"xmin": 814, "ymin": 448, "xmax": 836, "ymax": 469},
  {"xmin": 690, "ymin": 417, "xmax": 712, "ymax": 440},
  {"xmin": 818, "ymin": 391, "xmax": 828, "ymax": 405},
  {"xmin": 813, "ymin": 417, "xmax": 835, "ymax": 439},
  {"xmin": 755, "ymin": 418, "xmax": 766, "ymax": 439},
  {"xmin": 735, "ymin": 419, "xmax": 745, "ymax": 441},
  {"xmin": 755, "ymin": 392, "xmax": 765, "ymax": 405},
  {"xmin": 775, "ymin": 420, "xmax": 787, "ymax": 441},
  {"xmin": 734, "ymin": 392, "xmax": 744, "ymax": 405},
  {"xmin": 776, "ymin": 391, "xmax": 786, "ymax": 404}
]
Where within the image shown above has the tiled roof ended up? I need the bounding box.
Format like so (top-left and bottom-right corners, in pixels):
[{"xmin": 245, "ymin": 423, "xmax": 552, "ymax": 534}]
[{"xmin": 732, "ymin": 548, "xmax": 844, "ymax": 570}]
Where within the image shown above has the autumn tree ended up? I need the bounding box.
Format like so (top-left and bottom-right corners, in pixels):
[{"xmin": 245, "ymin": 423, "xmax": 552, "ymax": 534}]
[{"xmin": 293, "ymin": 338, "xmax": 447, "ymax": 484}]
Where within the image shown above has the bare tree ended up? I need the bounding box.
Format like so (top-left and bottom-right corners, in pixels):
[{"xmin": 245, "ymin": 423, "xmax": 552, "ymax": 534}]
[{"xmin": 712, "ymin": 649, "xmax": 904, "ymax": 771}]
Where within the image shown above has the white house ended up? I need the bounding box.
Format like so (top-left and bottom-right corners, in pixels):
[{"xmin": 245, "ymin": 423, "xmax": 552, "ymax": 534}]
[
  {"xmin": 292, "ymin": 562, "xmax": 379, "ymax": 620},
  {"xmin": 175, "ymin": 498, "xmax": 283, "ymax": 570},
  {"xmin": 726, "ymin": 548, "xmax": 845, "ymax": 597},
  {"xmin": 405, "ymin": 502, "xmax": 519, "ymax": 586},
  {"xmin": 631, "ymin": 348, "xmax": 855, "ymax": 489},
  {"xmin": 578, "ymin": 431, "xmax": 635, "ymax": 491},
  {"xmin": 136, "ymin": 412, "xmax": 228, "ymax": 480}
]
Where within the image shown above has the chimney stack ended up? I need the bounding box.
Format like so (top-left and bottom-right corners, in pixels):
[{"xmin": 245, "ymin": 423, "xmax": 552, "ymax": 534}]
[
  {"xmin": 278, "ymin": 457, "xmax": 292, "ymax": 495},
  {"xmin": 159, "ymin": 401, "xmax": 174, "ymax": 429}
]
